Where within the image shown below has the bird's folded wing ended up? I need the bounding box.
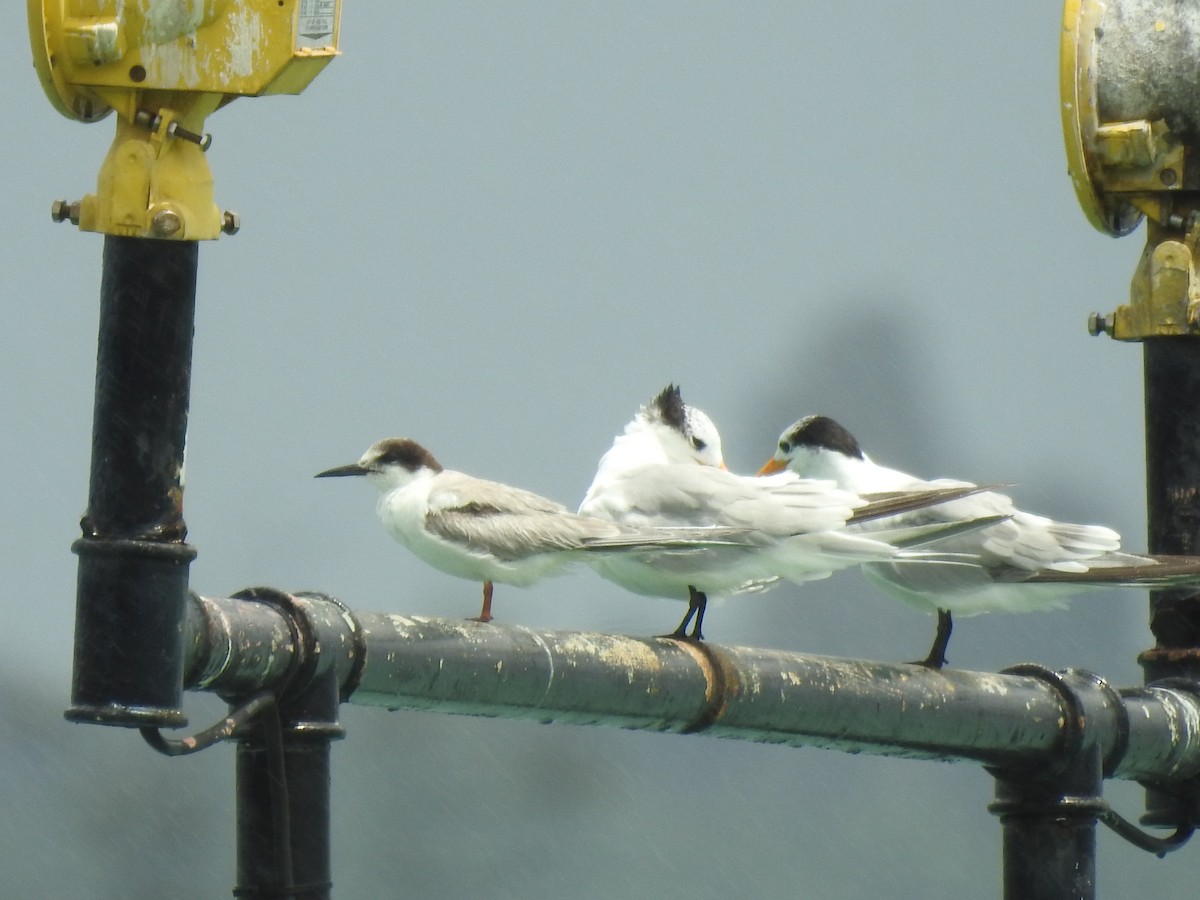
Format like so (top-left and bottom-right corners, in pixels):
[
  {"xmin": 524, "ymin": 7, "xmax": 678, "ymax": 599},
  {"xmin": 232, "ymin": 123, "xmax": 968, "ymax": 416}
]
[
  {"xmin": 426, "ymin": 506, "xmax": 610, "ymax": 559},
  {"xmin": 579, "ymin": 524, "xmax": 768, "ymax": 552},
  {"xmin": 869, "ymin": 514, "xmax": 1012, "ymax": 551},
  {"xmin": 852, "ymin": 483, "xmax": 1011, "ymax": 525},
  {"xmin": 584, "ymin": 465, "xmax": 860, "ymax": 533}
]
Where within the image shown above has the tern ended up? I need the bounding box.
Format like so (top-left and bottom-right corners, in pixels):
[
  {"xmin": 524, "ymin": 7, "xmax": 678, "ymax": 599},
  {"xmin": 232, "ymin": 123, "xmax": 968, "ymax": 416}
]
[
  {"xmin": 759, "ymin": 414, "xmax": 1200, "ymax": 667},
  {"xmin": 579, "ymin": 386, "xmax": 1002, "ymax": 640},
  {"xmin": 316, "ymin": 437, "xmax": 763, "ymax": 622}
]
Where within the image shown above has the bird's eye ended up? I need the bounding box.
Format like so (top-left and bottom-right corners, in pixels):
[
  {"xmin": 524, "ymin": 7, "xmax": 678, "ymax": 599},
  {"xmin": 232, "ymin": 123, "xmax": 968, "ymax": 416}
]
[
  {"xmin": 691, "ymin": 436, "xmax": 707, "ymax": 451},
  {"xmin": 778, "ymin": 441, "xmax": 790, "ymax": 453}
]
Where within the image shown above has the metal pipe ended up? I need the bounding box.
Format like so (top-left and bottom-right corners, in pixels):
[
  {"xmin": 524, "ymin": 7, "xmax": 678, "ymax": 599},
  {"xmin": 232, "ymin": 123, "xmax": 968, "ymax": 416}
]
[
  {"xmin": 234, "ymin": 668, "xmax": 342, "ymax": 900},
  {"xmin": 66, "ymin": 235, "xmax": 198, "ymax": 728},
  {"xmin": 223, "ymin": 589, "xmax": 347, "ymax": 900},
  {"xmin": 1143, "ymin": 339, "xmax": 1200, "ymax": 654},
  {"xmin": 992, "ymin": 742, "xmax": 1102, "ymax": 900},
  {"xmin": 183, "ymin": 593, "xmax": 1200, "ymax": 784},
  {"xmin": 1142, "ymin": 338, "xmax": 1200, "ymax": 826}
]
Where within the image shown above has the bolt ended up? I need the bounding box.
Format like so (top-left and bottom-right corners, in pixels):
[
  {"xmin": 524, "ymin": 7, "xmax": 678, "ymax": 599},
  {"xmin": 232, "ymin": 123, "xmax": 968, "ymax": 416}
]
[
  {"xmin": 1087, "ymin": 312, "xmax": 1113, "ymax": 336},
  {"xmin": 51, "ymin": 199, "xmax": 80, "ymax": 224},
  {"xmin": 134, "ymin": 110, "xmax": 212, "ymax": 151},
  {"xmin": 151, "ymin": 209, "xmax": 182, "ymax": 237},
  {"xmin": 222, "ymin": 210, "xmax": 241, "ymax": 235},
  {"xmin": 166, "ymin": 121, "xmax": 213, "ymax": 151}
]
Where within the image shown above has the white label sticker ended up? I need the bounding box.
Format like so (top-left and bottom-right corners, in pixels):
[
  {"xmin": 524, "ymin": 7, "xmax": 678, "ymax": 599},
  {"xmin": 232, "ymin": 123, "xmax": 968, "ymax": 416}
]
[{"xmin": 296, "ymin": 0, "xmax": 337, "ymax": 49}]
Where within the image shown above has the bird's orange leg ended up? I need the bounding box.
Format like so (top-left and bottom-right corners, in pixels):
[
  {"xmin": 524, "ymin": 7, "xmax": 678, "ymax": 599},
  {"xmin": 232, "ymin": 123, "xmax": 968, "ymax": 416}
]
[{"xmin": 469, "ymin": 580, "xmax": 495, "ymax": 623}]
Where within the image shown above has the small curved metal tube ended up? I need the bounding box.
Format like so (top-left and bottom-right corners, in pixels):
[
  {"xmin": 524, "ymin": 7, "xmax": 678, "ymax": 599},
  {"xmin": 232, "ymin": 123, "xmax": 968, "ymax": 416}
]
[
  {"xmin": 1097, "ymin": 807, "xmax": 1193, "ymax": 857},
  {"xmin": 141, "ymin": 691, "xmax": 276, "ymax": 757}
]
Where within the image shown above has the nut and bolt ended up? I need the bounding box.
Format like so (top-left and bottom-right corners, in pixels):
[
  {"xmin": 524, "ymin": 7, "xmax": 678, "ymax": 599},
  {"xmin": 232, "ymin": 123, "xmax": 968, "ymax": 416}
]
[
  {"xmin": 151, "ymin": 209, "xmax": 183, "ymax": 237},
  {"xmin": 50, "ymin": 199, "xmax": 80, "ymax": 224},
  {"xmin": 1087, "ymin": 312, "xmax": 1113, "ymax": 337},
  {"xmin": 133, "ymin": 110, "xmax": 212, "ymax": 151},
  {"xmin": 222, "ymin": 210, "xmax": 241, "ymax": 235}
]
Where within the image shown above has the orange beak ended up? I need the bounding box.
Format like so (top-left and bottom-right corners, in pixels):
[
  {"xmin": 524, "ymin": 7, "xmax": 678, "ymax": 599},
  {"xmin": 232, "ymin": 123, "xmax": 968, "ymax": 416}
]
[{"xmin": 756, "ymin": 458, "xmax": 787, "ymax": 476}]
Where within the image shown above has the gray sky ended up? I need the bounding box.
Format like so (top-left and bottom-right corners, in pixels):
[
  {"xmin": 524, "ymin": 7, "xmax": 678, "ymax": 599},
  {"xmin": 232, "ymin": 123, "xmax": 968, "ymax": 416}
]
[{"xmin": 6, "ymin": 3, "xmax": 1180, "ymax": 897}]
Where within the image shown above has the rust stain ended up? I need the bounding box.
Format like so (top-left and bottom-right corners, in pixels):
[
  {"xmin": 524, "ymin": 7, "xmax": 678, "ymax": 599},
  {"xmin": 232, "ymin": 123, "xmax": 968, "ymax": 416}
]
[{"xmin": 671, "ymin": 639, "xmax": 739, "ymax": 733}]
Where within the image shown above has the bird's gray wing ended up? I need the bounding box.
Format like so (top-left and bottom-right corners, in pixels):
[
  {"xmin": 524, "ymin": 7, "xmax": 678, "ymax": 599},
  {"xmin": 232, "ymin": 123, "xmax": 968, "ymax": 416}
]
[{"xmin": 425, "ymin": 471, "xmax": 620, "ymax": 560}]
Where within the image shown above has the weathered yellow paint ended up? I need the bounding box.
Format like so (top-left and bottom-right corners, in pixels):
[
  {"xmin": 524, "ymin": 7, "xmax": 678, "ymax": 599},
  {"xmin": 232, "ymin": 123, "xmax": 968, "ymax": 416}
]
[
  {"xmin": 1061, "ymin": 0, "xmax": 1200, "ymax": 340},
  {"xmin": 1059, "ymin": 0, "xmax": 1159, "ymax": 238},
  {"xmin": 32, "ymin": 0, "xmax": 338, "ymax": 106},
  {"xmin": 29, "ymin": 0, "xmax": 341, "ymax": 239},
  {"xmin": 1108, "ymin": 222, "xmax": 1200, "ymax": 340}
]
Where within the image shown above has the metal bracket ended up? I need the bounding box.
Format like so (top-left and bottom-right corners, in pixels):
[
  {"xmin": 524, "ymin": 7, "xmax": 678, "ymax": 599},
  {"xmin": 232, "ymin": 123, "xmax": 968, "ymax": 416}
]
[{"xmin": 1089, "ymin": 220, "xmax": 1200, "ymax": 340}]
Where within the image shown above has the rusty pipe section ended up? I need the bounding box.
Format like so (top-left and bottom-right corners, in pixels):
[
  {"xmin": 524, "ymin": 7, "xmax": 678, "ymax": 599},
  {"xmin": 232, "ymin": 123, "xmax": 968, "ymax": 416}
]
[
  {"xmin": 183, "ymin": 590, "xmax": 364, "ymax": 701},
  {"xmin": 183, "ymin": 593, "xmax": 1200, "ymax": 783}
]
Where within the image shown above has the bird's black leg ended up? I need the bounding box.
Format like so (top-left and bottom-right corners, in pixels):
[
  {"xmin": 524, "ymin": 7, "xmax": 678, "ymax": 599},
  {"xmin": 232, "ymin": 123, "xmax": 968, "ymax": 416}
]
[
  {"xmin": 687, "ymin": 586, "xmax": 708, "ymax": 640},
  {"xmin": 666, "ymin": 586, "xmax": 708, "ymax": 641},
  {"xmin": 914, "ymin": 608, "xmax": 952, "ymax": 669}
]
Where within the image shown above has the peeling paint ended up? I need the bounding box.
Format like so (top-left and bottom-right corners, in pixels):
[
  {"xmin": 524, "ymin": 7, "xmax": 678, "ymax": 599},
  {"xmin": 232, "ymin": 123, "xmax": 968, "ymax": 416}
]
[
  {"xmin": 1163, "ymin": 691, "xmax": 1184, "ymax": 747},
  {"xmin": 974, "ymin": 675, "xmax": 1012, "ymax": 696},
  {"xmin": 559, "ymin": 633, "xmax": 663, "ymax": 677},
  {"xmin": 139, "ymin": 0, "xmax": 205, "ymax": 89},
  {"xmin": 144, "ymin": 0, "xmax": 208, "ymax": 44},
  {"xmin": 527, "ymin": 630, "xmax": 556, "ymax": 709},
  {"xmin": 223, "ymin": 4, "xmax": 263, "ymax": 79}
]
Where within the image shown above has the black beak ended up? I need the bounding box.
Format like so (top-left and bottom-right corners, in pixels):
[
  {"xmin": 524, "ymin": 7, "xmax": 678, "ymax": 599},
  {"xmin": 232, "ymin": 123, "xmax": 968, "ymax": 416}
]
[{"xmin": 314, "ymin": 462, "xmax": 370, "ymax": 478}]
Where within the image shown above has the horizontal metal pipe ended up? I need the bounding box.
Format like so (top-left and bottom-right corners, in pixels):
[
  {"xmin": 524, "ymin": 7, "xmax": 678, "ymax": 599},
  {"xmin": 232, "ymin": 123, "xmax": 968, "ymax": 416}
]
[{"xmin": 183, "ymin": 593, "xmax": 1200, "ymax": 783}]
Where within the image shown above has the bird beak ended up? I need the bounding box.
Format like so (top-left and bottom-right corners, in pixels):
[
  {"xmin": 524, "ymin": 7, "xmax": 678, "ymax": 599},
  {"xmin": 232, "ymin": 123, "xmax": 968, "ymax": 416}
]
[
  {"xmin": 314, "ymin": 462, "xmax": 370, "ymax": 478},
  {"xmin": 756, "ymin": 458, "xmax": 787, "ymax": 476}
]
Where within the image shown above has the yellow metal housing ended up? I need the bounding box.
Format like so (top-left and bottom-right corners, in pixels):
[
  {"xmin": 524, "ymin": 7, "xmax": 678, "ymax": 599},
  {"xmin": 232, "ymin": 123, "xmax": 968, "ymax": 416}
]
[
  {"xmin": 1062, "ymin": 0, "xmax": 1136, "ymax": 236},
  {"xmin": 1059, "ymin": 0, "xmax": 1175, "ymax": 237},
  {"xmin": 28, "ymin": 0, "xmax": 341, "ymax": 239},
  {"xmin": 1062, "ymin": 0, "xmax": 1200, "ymax": 340}
]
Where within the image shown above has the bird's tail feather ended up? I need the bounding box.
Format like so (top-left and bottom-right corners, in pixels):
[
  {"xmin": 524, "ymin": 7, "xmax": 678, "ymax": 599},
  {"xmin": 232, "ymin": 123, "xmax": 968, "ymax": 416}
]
[{"xmin": 1024, "ymin": 553, "xmax": 1200, "ymax": 587}]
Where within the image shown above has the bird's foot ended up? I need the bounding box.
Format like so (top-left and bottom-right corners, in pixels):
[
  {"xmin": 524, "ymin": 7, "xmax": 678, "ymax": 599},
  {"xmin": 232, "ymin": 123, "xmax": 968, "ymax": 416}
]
[
  {"xmin": 909, "ymin": 653, "xmax": 947, "ymax": 669},
  {"xmin": 909, "ymin": 610, "xmax": 951, "ymax": 669}
]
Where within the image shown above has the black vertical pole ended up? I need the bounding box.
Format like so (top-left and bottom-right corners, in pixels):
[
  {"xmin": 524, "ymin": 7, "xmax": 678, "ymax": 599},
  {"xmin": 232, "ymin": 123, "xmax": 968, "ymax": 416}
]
[
  {"xmin": 991, "ymin": 744, "xmax": 1102, "ymax": 900},
  {"xmin": 233, "ymin": 588, "xmax": 344, "ymax": 900},
  {"xmin": 1140, "ymin": 338, "xmax": 1200, "ymax": 826},
  {"xmin": 234, "ymin": 668, "xmax": 342, "ymax": 899},
  {"xmin": 66, "ymin": 235, "xmax": 197, "ymax": 728},
  {"xmin": 989, "ymin": 667, "xmax": 1109, "ymax": 900}
]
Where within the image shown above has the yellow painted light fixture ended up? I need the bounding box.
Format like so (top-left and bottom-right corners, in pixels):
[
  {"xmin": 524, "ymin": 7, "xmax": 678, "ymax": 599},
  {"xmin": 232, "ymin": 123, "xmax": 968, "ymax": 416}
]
[
  {"xmin": 28, "ymin": 1, "xmax": 341, "ymax": 240},
  {"xmin": 1062, "ymin": 0, "xmax": 1200, "ymax": 339}
]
